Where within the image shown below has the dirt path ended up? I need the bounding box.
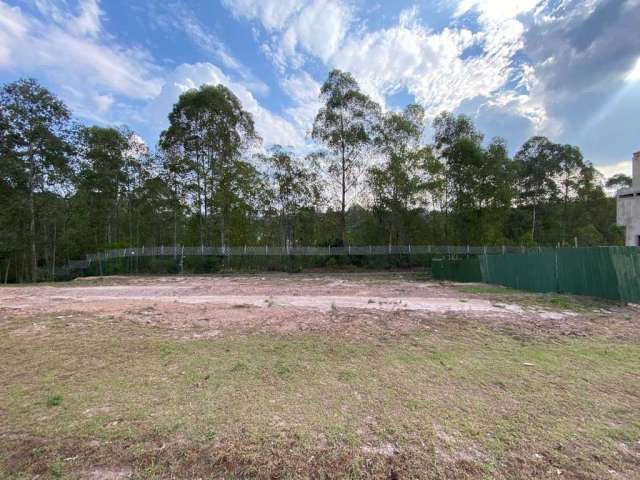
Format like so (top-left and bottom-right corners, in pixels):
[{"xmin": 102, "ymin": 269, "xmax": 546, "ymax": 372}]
[{"xmin": 4, "ymin": 273, "xmax": 637, "ymax": 342}]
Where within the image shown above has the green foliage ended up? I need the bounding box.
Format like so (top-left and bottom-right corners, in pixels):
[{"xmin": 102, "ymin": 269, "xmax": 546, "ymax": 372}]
[
  {"xmin": 0, "ymin": 75, "xmax": 625, "ymax": 283},
  {"xmin": 46, "ymin": 394, "xmax": 63, "ymax": 407},
  {"xmin": 312, "ymin": 70, "xmax": 381, "ymax": 241}
]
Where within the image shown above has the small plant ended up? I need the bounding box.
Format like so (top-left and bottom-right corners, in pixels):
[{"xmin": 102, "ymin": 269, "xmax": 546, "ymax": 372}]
[
  {"xmin": 274, "ymin": 360, "xmax": 291, "ymax": 377},
  {"xmin": 49, "ymin": 459, "xmax": 63, "ymax": 478},
  {"xmin": 46, "ymin": 394, "xmax": 63, "ymax": 407},
  {"xmin": 229, "ymin": 361, "xmax": 248, "ymax": 373}
]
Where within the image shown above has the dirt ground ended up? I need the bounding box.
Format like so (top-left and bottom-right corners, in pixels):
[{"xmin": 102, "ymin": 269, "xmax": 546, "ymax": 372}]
[
  {"xmin": 1, "ymin": 273, "xmax": 639, "ymax": 479},
  {"xmin": 1, "ymin": 273, "xmax": 636, "ymax": 339}
]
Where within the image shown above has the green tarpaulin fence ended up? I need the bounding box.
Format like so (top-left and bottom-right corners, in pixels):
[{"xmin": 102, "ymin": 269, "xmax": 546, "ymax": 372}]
[
  {"xmin": 432, "ymin": 256, "xmax": 482, "ymax": 283},
  {"xmin": 432, "ymin": 247, "xmax": 640, "ymax": 303}
]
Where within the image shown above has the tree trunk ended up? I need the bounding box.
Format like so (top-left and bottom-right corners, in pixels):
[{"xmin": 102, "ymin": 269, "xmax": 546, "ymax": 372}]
[
  {"xmin": 341, "ymin": 143, "xmax": 347, "ymax": 243},
  {"xmin": 4, "ymin": 259, "xmax": 10, "ymax": 284},
  {"xmin": 51, "ymin": 222, "xmax": 57, "ymax": 281},
  {"xmin": 531, "ymin": 203, "xmax": 537, "ymax": 241},
  {"xmin": 28, "ymin": 178, "xmax": 37, "ymax": 282}
]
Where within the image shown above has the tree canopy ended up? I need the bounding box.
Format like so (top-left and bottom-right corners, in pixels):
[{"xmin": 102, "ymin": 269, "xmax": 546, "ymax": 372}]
[{"xmin": 0, "ymin": 75, "xmax": 624, "ymax": 282}]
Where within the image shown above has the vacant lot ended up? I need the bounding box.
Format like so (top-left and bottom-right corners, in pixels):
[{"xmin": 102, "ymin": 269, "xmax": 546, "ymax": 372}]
[{"xmin": 1, "ymin": 274, "xmax": 639, "ymax": 479}]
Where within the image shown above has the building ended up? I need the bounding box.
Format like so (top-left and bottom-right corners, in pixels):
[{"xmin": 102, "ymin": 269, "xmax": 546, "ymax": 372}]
[{"xmin": 616, "ymin": 151, "xmax": 640, "ymax": 246}]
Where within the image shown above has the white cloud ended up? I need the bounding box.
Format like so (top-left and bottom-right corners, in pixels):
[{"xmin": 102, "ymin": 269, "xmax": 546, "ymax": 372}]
[
  {"xmin": 283, "ymin": 0, "xmax": 351, "ymax": 62},
  {"xmin": 222, "ymin": 0, "xmax": 552, "ymax": 134},
  {"xmin": 0, "ymin": 0, "xmax": 162, "ymax": 107},
  {"xmin": 148, "ymin": 62, "xmax": 304, "ymax": 147},
  {"xmin": 72, "ymin": 0, "xmax": 103, "ymax": 37},
  {"xmin": 453, "ymin": 0, "xmax": 542, "ymax": 22},
  {"xmin": 221, "ymin": 0, "xmax": 304, "ymax": 30},
  {"xmin": 221, "ymin": 0, "xmax": 350, "ymax": 68},
  {"xmin": 598, "ymin": 160, "xmax": 632, "ymax": 194},
  {"xmin": 280, "ymin": 71, "xmax": 321, "ymax": 133},
  {"xmin": 330, "ymin": 8, "xmax": 529, "ymax": 119}
]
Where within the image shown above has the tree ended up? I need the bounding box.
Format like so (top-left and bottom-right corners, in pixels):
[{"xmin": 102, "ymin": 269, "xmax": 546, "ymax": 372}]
[
  {"xmin": 556, "ymin": 144, "xmax": 585, "ymax": 244},
  {"xmin": 312, "ymin": 70, "xmax": 381, "ymax": 243},
  {"xmin": 76, "ymin": 126, "xmax": 129, "ymax": 250},
  {"xmin": 0, "ymin": 79, "xmax": 74, "ymax": 281},
  {"xmin": 431, "ymin": 112, "xmax": 484, "ymax": 242},
  {"xmin": 606, "ymin": 173, "xmax": 632, "ymax": 190},
  {"xmin": 514, "ymin": 136, "xmax": 562, "ymax": 242},
  {"xmin": 369, "ymin": 104, "xmax": 438, "ymax": 244},
  {"xmin": 160, "ymin": 84, "xmax": 259, "ymax": 247},
  {"xmin": 264, "ymin": 146, "xmax": 321, "ymax": 247},
  {"xmin": 478, "ymin": 138, "xmax": 516, "ymax": 243}
]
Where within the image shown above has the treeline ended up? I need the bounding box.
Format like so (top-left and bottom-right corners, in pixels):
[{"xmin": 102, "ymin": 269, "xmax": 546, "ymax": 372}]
[{"xmin": 0, "ymin": 73, "xmax": 627, "ymax": 282}]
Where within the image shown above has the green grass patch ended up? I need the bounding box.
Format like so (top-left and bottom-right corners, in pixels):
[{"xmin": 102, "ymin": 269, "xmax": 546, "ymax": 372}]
[{"xmin": 0, "ymin": 314, "xmax": 638, "ymax": 479}]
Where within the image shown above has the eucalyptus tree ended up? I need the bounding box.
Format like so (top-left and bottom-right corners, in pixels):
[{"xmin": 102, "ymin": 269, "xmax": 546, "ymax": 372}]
[
  {"xmin": 431, "ymin": 111, "xmax": 484, "ymax": 242},
  {"xmin": 477, "ymin": 138, "xmax": 516, "ymax": 243},
  {"xmin": 368, "ymin": 104, "xmax": 437, "ymax": 244},
  {"xmin": 160, "ymin": 84, "xmax": 260, "ymax": 247},
  {"xmin": 264, "ymin": 146, "xmax": 321, "ymax": 246},
  {"xmin": 75, "ymin": 126, "xmax": 130, "ymax": 251},
  {"xmin": 606, "ymin": 173, "xmax": 632, "ymax": 190},
  {"xmin": 514, "ymin": 136, "xmax": 562, "ymax": 242},
  {"xmin": 556, "ymin": 144, "xmax": 585, "ymax": 244},
  {"xmin": 0, "ymin": 78, "xmax": 74, "ymax": 281},
  {"xmin": 312, "ymin": 70, "xmax": 381, "ymax": 243}
]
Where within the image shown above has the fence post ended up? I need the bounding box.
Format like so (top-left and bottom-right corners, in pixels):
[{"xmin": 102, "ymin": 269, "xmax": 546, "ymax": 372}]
[
  {"xmin": 554, "ymin": 247, "xmax": 559, "ymax": 293},
  {"xmin": 180, "ymin": 245, "xmax": 184, "ymax": 274},
  {"xmin": 502, "ymin": 245, "xmax": 505, "ymax": 255},
  {"xmin": 408, "ymin": 244, "xmax": 411, "ymax": 255},
  {"xmin": 574, "ymin": 237, "xmax": 578, "ymax": 248}
]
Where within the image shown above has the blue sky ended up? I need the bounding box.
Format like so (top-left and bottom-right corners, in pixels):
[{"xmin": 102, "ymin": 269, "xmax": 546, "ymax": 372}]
[{"xmin": 1, "ymin": 0, "xmax": 639, "ymax": 178}]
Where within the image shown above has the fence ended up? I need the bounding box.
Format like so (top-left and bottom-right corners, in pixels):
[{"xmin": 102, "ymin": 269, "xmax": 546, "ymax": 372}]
[
  {"xmin": 432, "ymin": 247, "xmax": 640, "ymax": 303},
  {"xmin": 61, "ymin": 244, "xmax": 546, "ymax": 275},
  {"xmin": 82, "ymin": 244, "xmax": 545, "ymax": 262}
]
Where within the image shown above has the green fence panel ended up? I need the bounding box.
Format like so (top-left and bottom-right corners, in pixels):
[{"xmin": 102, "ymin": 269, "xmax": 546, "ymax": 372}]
[
  {"xmin": 480, "ymin": 251, "xmax": 558, "ymax": 293},
  {"xmin": 556, "ymin": 248, "xmax": 621, "ymax": 300},
  {"xmin": 436, "ymin": 247, "xmax": 640, "ymax": 302},
  {"xmin": 432, "ymin": 256, "xmax": 482, "ymax": 282},
  {"xmin": 610, "ymin": 247, "xmax": 640, "ymax": 303}
]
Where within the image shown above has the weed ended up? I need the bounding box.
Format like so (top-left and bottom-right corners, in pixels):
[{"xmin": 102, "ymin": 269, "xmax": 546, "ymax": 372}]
[
  {"xmin": 46, "ymin": 394, "xmax": 63, "ymax": 407},
  {"xmin": 48, "ymin": 459, "xmax": 63, "ymax": 478}
]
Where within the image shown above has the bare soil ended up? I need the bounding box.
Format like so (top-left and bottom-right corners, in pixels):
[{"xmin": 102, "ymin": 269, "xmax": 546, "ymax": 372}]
[{"xmin": 1, "ymin": 273, "xmax": 634, "ymax": 340}]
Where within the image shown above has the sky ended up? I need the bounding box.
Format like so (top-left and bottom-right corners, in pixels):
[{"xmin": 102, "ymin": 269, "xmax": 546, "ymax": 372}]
[{"xmin": 0, "ymin": 0, "xmax": 639, "ymax": 179}]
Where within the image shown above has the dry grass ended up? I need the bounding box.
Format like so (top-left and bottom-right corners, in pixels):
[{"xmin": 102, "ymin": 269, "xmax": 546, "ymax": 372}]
[{"xmin": 0, "ymin": 276, "xmax": 639, "ymax": 479}]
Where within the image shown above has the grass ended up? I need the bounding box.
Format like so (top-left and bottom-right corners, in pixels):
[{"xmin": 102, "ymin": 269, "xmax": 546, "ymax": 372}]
[
  {"xmin": 1, "ymin": 312, "xmax": 639, "ymax": 479},
  {"xmin": 46, "ymin": 395, "xmax": 63, "ymax": 407},
  {"xmin": 457, "ymin": 284, "xmax": 617, "ymax": 312}
]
